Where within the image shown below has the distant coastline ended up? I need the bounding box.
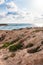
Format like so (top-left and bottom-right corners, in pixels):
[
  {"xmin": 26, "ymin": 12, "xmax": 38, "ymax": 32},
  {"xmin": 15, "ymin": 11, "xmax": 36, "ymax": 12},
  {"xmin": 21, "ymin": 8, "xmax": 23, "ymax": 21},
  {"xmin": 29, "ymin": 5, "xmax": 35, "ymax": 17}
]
[{"xmin": 0, "ymin": 24, "xmax": 8, "ymax": 26}]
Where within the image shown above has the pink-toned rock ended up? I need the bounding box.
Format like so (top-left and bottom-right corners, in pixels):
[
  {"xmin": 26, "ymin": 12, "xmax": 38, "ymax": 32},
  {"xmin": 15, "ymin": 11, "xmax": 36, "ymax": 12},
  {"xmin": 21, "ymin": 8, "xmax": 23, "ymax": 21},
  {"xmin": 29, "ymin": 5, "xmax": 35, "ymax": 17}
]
[{"xmin": 0, "ymin": 27, "xmax": 43, "ymax": 65}]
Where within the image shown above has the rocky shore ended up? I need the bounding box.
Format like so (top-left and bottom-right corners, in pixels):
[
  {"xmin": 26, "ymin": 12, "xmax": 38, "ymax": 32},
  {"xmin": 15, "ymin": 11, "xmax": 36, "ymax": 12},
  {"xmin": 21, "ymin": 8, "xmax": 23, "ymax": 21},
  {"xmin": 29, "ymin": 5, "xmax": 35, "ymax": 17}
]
[{"xmin": 0, "ymin": 27, "xmax": 43, "ymax": 65}]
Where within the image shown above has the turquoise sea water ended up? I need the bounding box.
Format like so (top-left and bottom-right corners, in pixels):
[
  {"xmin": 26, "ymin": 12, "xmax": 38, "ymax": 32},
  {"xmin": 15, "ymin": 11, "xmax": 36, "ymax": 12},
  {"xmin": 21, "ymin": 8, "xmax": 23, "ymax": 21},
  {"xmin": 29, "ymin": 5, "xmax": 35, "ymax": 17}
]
[{"xmin": 0, "ymin": 24, "xmax": 34, "ymax": 30}]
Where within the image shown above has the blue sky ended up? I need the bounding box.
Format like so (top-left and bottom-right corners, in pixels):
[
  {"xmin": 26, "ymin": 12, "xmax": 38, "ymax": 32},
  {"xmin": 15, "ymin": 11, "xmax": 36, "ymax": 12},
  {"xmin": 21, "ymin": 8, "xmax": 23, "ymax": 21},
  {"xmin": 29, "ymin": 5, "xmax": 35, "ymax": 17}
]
[
  {"xmin": 0, "ymin": 0, "xmax": 31, "ymax": 12},
  {"xmin": 0, "ymin": 0, "xmax": 43, "ymax": 26}
]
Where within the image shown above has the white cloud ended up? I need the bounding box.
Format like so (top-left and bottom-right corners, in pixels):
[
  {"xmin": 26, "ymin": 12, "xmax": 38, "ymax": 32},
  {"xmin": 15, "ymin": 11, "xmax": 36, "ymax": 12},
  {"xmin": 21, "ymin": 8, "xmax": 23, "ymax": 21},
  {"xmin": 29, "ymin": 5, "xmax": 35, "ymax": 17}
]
[
  {"xmin": 6, "ymin": 1, "xmax": 18, "ymax": 12},
  {"xmin": 0, "ymin": 0, "xmax": 43, "ymax": 27},
  {"xmin": 0, "ymin": 10, "xmax": 34, "ymax": 24},
  {"xmin": 0, "ymin": 8, "xmax": 36, "ymax": 25},
  {"xmin": 0, "ymin": 1, "xmax": 34, "ymax": 24},
  {"xmin": 0, "ymin": 0, "xmax": 5, "ymax": 4},
  {"xmin": 0, "ymin": 11, "xmax": 7, "ymax": 16}
]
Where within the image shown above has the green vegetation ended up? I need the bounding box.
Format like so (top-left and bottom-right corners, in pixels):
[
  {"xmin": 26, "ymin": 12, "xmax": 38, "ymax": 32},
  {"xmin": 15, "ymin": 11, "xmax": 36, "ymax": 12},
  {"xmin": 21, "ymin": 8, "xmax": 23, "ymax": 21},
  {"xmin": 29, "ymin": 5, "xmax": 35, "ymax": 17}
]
[
  {"xmin": 0, "ymin": 41, "xmax": 23, "ymax": 52},
  {"xmin": 9, "ymin": 43, "xmax": 23, "ymax": 52},
  {"xmin": 2, "ymin": 42, "xmax": 11, "ymax": 48},
  {"xmin": 2, "ymin": 40, "xmax": 16, "ymax": 48},
  {"xmin": 2, "ymin": 41, "xmax": 14, "ymax": 48}
]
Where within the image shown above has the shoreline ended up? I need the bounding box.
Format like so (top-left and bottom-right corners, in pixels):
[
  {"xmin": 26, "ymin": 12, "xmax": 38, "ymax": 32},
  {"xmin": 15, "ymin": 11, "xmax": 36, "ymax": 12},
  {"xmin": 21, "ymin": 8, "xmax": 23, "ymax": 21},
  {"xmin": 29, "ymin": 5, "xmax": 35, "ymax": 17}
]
[{"xmin": 0, "ymin": 27, "xmax": 43, "ymax": 30}]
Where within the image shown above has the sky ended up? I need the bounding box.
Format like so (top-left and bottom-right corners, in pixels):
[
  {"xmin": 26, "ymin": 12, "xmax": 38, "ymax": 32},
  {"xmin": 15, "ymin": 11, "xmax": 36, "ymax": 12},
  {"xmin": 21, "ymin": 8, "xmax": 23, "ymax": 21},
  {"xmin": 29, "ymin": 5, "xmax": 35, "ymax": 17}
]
[{"xmin": 0, "ymin": 0, "xmax": 43, "ymax": 26}]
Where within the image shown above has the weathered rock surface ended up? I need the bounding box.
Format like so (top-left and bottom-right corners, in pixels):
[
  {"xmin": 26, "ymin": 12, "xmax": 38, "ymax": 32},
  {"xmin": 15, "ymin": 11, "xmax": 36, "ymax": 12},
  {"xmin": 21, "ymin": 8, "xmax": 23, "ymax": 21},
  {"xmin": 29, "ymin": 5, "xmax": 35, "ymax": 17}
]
[{"xmin": 0, "ymin": 27, "xmax": 43, "ymax": 65}]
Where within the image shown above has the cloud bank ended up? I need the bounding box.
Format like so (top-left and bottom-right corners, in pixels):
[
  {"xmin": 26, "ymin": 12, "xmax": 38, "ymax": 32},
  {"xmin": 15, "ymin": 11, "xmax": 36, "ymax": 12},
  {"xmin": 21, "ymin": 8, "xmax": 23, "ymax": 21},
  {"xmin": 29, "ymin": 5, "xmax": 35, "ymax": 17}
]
[
  {"xmin": 0, "ymin": 0, "xmax": 5, "ymax": 4},
  {"xmin": 0, "ymin": 0, "xmax": 43, "ymax": 26},
  {"xmin": 0, "ymin": 1, "xmax": 34, "ymax": 24}
]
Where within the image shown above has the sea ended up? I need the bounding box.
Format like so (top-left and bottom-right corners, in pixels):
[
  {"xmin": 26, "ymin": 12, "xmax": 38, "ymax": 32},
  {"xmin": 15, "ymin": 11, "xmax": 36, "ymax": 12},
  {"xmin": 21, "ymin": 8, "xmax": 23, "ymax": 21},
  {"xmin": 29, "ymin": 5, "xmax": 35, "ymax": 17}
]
[{"xmin": 0, "ymin": 24, "xmax": 35, "ymax": 30}]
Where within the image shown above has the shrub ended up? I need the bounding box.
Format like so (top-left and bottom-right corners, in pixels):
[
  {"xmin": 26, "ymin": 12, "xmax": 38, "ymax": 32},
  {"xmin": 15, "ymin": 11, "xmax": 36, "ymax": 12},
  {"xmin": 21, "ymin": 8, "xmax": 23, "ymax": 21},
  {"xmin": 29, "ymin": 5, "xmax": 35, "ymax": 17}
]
[
  {"xmin": 9, "ymin": 43, "xmax": 23, "ymax": 52},
  {"xmin": 2, "ymin": 40, "xmax": 15, "ymax": 48},
  {"xmin": 9, "ymin": 45, "xmax": 17, "ymax": 52},
  {"xmin": 2, "ymin": 42, "xmax": 11, "ymax": 48},
  {"xmin": 16, "ymin": 43, "xmax": 23, "ymax": 49}
]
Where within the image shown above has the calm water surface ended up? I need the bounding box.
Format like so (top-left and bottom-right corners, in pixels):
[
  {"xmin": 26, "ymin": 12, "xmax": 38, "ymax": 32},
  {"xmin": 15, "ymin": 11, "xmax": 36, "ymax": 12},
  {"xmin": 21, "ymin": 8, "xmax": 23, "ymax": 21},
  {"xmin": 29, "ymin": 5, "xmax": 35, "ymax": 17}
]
[{"xmin": 0, "ymin": 24, "xmax": 34, "ymax": 30}]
